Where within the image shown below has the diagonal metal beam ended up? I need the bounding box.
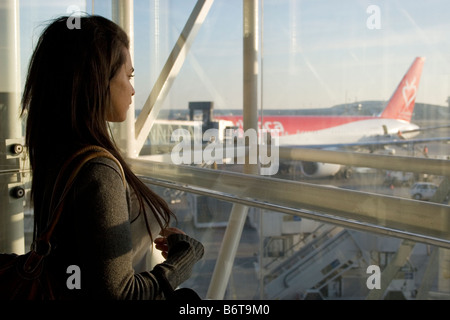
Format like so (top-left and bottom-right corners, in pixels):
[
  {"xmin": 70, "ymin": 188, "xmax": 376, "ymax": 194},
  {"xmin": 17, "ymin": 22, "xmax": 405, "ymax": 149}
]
[
  {"xmin": 415, "ymin": 246, "xmax": 439, "ymax": 300},
  {"xmin": 135, "ymin": 0, "xmax": 214, "ymax": 153}
]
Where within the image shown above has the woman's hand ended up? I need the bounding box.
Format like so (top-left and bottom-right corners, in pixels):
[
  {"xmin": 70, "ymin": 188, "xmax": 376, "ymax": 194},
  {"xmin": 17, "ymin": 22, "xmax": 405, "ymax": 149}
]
[{"xmin": 154, "ymin": 227, "xmax": 186, "ymax": 259}]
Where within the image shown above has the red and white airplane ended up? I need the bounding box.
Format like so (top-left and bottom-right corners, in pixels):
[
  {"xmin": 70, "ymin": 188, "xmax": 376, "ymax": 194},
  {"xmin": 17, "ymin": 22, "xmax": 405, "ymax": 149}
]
[{"xmin": 214, "ymin": 57, "xmax": 448, "ymax": 178}]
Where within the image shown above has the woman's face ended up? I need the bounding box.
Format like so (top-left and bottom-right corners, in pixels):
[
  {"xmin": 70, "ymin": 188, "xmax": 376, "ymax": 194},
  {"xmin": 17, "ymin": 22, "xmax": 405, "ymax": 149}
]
[{"xmin": 108, "ymin": 48, "xmax": 135, "ymax": 122}]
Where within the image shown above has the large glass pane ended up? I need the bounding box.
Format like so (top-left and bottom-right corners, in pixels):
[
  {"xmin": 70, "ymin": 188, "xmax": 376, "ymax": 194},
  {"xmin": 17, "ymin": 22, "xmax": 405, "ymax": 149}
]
[{"xmin": 7, "ymin": 0, "xmax": 450, "ymax": 301}]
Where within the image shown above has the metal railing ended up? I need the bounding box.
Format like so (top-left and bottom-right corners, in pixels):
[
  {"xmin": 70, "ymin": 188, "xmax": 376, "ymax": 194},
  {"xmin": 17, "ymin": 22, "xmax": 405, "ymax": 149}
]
[{"xmin": 129, "ymin": 147, "xmax": 450, "ymax": 249}]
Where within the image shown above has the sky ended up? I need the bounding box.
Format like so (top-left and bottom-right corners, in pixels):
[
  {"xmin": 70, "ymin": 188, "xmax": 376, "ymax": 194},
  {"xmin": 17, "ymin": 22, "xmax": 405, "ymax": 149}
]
[{"xmin": 16, "ymin": 0, "xmax": 450, "ymax": 111}]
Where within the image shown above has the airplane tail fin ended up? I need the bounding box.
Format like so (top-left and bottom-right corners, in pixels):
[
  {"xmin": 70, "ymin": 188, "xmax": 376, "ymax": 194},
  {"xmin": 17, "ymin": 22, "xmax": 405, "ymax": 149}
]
[{"xmin": 380, "ymin": 57, "xmax": 425, "ymax": 122}]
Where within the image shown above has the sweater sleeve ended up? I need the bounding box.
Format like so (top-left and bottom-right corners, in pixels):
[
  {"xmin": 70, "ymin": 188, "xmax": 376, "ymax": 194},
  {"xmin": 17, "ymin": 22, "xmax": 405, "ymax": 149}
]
[
  {"xmin": 152, "ymin": 233, "xmax": 205, "ymax": 294},
  {"xmin": 71, "ymin": 157, "xmax": 203, "ymax": 299}
]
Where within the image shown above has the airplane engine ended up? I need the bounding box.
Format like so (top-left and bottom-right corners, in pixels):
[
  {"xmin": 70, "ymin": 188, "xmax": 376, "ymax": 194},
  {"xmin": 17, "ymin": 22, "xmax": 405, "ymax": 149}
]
[{"xmin": 301, "ymin": 161, "xmax": 342, "ymax": 178}]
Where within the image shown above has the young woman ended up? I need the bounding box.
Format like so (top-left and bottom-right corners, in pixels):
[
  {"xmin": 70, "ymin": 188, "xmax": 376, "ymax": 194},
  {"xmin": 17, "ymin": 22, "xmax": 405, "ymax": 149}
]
[{"xmin": 21, "ymin": 15, "xmax": 204, "ymax": 299}]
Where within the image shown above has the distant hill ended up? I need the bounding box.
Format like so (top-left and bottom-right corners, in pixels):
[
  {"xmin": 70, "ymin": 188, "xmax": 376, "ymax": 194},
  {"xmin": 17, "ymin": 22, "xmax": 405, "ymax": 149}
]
[
  {"xmin": 410, "ymin": 103, "xmax": 450, "ymax": 121},
  {"xmin": 327, "ymin": 101, "xmax": 450, "ymax": 121},
  {"xmin": 144, "ymin": 100, "xmax": 450, "ymax": 121},
  {"xmin": 213, "ymin": 101, "xmax": 450, "ymax": 121}
]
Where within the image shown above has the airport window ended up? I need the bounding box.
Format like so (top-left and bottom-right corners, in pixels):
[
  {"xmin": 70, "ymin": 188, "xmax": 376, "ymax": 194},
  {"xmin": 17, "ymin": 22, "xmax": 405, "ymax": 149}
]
[{"xmin": 1, "ymin": 0, "xmax": 449, "ymax": 301}]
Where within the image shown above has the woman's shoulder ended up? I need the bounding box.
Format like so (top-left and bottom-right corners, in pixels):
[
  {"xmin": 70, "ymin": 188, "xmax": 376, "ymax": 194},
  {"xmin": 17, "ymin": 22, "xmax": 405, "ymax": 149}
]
[{"xmin": 76, "ymin": 156, "xmax": 126, "ymax": 187}]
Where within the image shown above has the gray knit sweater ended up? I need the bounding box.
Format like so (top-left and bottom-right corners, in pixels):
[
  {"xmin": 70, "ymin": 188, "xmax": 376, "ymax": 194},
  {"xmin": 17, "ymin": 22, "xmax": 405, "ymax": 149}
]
[{"xmin": 50, "ymin": 156, "xmax": 204, "ymax": 299}]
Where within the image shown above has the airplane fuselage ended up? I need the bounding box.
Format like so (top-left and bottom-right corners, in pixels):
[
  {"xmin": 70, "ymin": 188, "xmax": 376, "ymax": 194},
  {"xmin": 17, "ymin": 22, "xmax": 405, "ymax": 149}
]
[
  {"xmin": 216, "ymin": 115, "xmax": 420, "ymax": 146},
  {"xmin": 277, "ymin": 118, "xmax": 420, "ymax": 146}
]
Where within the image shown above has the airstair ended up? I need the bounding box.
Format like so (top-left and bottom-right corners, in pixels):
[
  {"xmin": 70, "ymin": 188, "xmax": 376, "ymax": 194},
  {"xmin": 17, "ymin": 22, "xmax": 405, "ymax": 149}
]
[{"xmin": 264, "ymin": 225, "xmax": 364, "ymax": 299}]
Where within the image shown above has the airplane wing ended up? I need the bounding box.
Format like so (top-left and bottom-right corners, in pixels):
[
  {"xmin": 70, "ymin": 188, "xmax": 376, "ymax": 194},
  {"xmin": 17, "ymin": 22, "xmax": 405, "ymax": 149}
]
[
  {"xmin": 399, "ymin": 124, "xmax": 450, "ymax": 134},
  {"xmin": 285, "ymin": 136, "xmax": 450, "ymax": 151}
]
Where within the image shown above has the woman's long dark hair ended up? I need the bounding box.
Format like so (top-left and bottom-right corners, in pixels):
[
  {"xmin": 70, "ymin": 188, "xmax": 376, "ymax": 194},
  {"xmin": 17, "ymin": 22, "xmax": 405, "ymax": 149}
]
[{"xmin": 21, "ymin": 15, "xmax": 174, "ymax": 242}]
